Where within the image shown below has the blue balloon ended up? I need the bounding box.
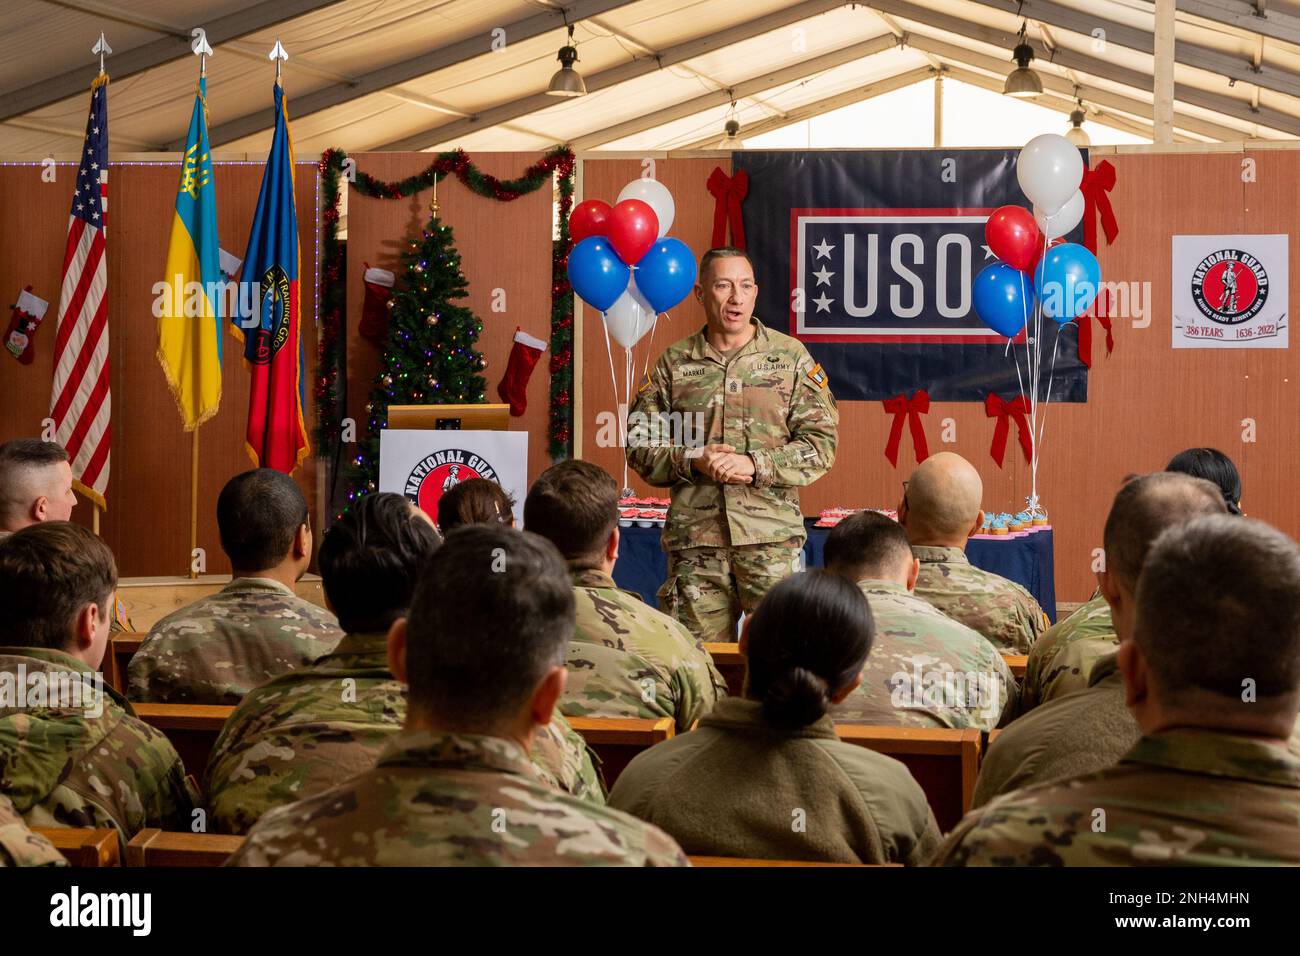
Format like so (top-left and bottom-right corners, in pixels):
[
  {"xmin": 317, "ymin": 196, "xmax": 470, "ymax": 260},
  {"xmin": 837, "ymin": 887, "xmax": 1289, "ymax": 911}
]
[
  {"xmin": 1033, "ymin": 242, "xmax": 1100, "ymax": 323},
  {"xmin": 635, "ymin": 238, "xmax": 697, "ymax": 314},
  {"xmin": 568, "ymin": 236, "xmax": 629, "ymax": 312},
  {"xmin": 972, "ymin": 262, "xmax": 1034, "ymax": 338}
]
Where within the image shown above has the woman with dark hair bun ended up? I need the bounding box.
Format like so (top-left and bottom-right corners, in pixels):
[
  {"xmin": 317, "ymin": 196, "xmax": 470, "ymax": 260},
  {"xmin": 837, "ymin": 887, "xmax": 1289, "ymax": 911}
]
[
  {"xmin": 609, "ymin": 570, "xmax": 941, "ymax": 864},
  {"xmin": 1166, "ymin": 447, "xmax": 1243, "ymax": 515}
]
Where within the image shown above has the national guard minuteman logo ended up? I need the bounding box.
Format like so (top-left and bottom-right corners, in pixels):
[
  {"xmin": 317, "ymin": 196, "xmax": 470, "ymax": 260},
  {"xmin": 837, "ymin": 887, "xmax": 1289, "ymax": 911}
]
[
  {"xmin": 1190, "ymin": 249, "xmax": 1269, "ymax": 325},
  {"xmin": 404, "ymin": 448, "xmax": 501, "ymax": 517}
]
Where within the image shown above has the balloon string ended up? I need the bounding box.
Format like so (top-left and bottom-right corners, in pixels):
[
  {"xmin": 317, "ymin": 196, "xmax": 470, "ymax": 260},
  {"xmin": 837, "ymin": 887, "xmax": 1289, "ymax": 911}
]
[{"xmin": 623, "ymin": 346, "xmax": 634, "ymax": 491}]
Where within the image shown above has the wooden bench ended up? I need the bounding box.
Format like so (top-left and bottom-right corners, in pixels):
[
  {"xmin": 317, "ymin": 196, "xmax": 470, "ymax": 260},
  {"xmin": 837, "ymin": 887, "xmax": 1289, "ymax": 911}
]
[
  {"xmin": 103, "ymin": 633, "xmax": 143, "ymax": 696},
  {"xmin": 566, "ymin": 716, "xmax": 674, "ymax": 789},
  {"xmin": 703, "ymin": 642, "xmax": 744, "ymax": 697},
  {"xmin": 132, "ymin": 703, "xmax": 235, "ymax": 780},
  {"xmin": 834, "ymin": 726, "xmax": 981, "ymax": 832},
  {"xmin": 32, "ymin": 827, "xmax": 121, "ymax": 867},
  {"xmin": 125, "ymin": 829, "xmax": 244, "ymax": 867},
  {"xmin": 1004, "ymin": 655, "xmax": 1027, "ymax": 680}
]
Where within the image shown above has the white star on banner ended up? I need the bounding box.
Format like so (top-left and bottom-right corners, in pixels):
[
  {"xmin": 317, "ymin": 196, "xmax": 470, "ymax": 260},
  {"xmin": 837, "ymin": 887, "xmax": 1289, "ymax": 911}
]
[
  {"xmin": 981, "ymin": 244, "xmax": 996, "ymax": 260},
  {"xmin": 813, "ymin": 266, "xmax": 834, "ymax": 286},
  {"xmin": 812, "ymin": 238, "xmax": 834, "ymax": 259},
  {"xmin": 812, "ymin": 293, "xmax": 833, "ymax": 313}
]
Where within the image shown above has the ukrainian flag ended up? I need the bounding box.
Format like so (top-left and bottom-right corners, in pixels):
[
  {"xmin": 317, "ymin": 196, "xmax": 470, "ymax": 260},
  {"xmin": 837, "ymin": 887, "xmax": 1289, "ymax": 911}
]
[
  {"xmin": 234, "ymin": 82, "xmax": 307, "ymax": 474},
  {"xmin": 158, "ymin": 75, "xmax": 222, "ymax": 430}
]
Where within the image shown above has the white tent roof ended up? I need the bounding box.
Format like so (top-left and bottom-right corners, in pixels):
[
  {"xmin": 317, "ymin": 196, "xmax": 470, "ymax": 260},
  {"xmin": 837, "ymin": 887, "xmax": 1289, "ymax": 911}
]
[{"xmin": 4, "ymin": 0, "xmax": 1300, "ymax": 155}]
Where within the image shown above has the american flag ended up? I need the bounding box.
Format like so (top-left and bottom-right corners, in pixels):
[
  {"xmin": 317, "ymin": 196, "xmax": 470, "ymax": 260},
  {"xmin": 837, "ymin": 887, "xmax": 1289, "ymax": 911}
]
[{"xmin": 50, "ymin": 76, "xmax": 110, "ymax": 508}]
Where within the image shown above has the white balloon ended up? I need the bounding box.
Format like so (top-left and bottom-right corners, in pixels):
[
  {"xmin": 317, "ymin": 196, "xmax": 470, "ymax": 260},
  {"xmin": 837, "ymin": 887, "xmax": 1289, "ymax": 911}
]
[
  {"xmin": 1034, "ymin": 189, "xmax": 1085, "ymax": 241},
  {"xmin": 1017, "ymin": 133, "xmax": 1084, "ymax": 217},
  {"xmin": 617, "ymin": 178, "xmax": 675, "ymax": 237},
  {"xmin": 602, "ymin": 275, "xmax": 658, "ymax": 349}
]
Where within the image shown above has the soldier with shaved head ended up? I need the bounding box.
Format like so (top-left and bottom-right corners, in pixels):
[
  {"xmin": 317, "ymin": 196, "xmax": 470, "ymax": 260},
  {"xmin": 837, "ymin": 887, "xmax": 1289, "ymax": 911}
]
[{"xmin": 899, "ymin": 452, "xmax": 1049, "ymax": 654}]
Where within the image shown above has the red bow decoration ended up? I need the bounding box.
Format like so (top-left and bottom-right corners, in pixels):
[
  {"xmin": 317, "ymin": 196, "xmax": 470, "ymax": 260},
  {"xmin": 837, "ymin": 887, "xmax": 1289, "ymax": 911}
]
[
  {"xmin": 882, "ymin": 390, "xmax": 930, "ymax": 467},
  {"xmin": 707, "ymin": 167, "xmax": 748, "ymax": 250},
  {"xmin": 984, "ymin": 393, "xmax": 1034, "ymax": 468},
  {"xmin": 1077, "ymin": 296, "xmax": 1115, "ymax": 369},
  {"xmin": 1077, "ymin": 159, "xmax": 1119, "ymax": 368}
]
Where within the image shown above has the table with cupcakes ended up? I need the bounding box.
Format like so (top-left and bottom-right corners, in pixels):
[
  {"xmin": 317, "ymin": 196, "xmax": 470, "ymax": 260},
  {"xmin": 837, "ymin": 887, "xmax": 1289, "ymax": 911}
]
[{"xmin": 613, "ymin": 498, "xmax": 1057, "ymax": 622}]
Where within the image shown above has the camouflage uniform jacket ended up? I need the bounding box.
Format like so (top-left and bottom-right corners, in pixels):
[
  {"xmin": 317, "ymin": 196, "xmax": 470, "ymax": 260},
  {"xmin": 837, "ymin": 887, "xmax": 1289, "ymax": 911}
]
[
  {"xmin": 0, "ymin": 646, "xmax": 196, "ymax": 843},
  {"xmin": 1021, "ymin": 592, "xmax": 1116, "ymax": 713},
  {"xmin": 627, "ymin": 318, "xmax": 838, "ymax": 550},
  {"xmin": 0, "ymin": 792, "xmax": 65, "ymax": 867},
  {"xmin": 563, "ymin": 568, "xmax": 727, "ymax": 732},
  {"xmin": 609, "ymin": 697, "xmax": 940, "ymax": 865},
  {"xmin": 128, "ymin": 577, "xmax": 343, "ymax": 705},
  {"xmin": 972, "ymin": 653, "xmax": 1136, "ymax": 808},
  {"xmin": 204, "ymin": 631, "xmax": 605, "ymax": 834},
  {"xmin": 911, "ymin": 546, "xmax": 1050, "ymax": 655},
  {"xmin": 831, "ymin": 581, "xmax": 1015, "ymax": 731},
  {"xmin": 935, "ymin": 727, "xmax": 1300, "ymax": 866},
  {"xmin": 225, "ymin": 729, "xmax": 688, "ymax": 867}
]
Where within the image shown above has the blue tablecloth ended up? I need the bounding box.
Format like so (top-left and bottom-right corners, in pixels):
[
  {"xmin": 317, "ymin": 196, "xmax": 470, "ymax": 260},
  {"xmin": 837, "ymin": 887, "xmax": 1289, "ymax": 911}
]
[{"xmin": 613, "ymin": 519, "xmax": 1057, "ymax": 622}]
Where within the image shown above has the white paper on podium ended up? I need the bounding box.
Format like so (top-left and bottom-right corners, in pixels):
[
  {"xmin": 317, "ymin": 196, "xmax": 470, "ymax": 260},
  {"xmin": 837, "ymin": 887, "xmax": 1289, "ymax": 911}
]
[{"xmin": 379, "ymin": 429, "xmax": 528, "ymax": 526}]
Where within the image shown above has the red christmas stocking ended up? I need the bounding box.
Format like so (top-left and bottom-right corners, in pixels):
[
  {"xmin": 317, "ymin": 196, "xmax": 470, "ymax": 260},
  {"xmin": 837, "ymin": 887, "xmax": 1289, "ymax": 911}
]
[
  {"xmin": 4, "ymin": 287, "xmax": 49, "ymax": 365},
  {"xmin": 497, "ymin": 328, "xmax": 547, "ymax": 417},
  {"xmin": 358, "ymin": 264, "xmax": 396, "ymax": 346}
]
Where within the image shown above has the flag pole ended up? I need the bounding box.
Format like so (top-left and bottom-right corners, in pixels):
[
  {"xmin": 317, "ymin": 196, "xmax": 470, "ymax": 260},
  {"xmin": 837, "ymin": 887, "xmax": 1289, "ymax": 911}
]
[
  {"xmin": 189, "ymin": 431, "xmax": 199, "ymax": 579},
  {"xmin": 92, "ymin": 504, "xmax": 100, "ymax": 535}
]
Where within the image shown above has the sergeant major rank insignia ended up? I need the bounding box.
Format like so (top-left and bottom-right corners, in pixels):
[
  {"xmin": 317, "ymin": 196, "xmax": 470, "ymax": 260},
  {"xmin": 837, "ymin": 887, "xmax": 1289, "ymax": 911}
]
[{"xmin": 806, "ymin": 363, "xmax": 829, "ymax": 390}]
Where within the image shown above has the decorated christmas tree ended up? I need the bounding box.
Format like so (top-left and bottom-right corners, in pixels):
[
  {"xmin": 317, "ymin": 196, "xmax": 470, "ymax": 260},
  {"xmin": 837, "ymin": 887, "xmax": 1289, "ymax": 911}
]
[{"xmin": 347, "ymin": 211, "xmax": 486, "ymax": 508}]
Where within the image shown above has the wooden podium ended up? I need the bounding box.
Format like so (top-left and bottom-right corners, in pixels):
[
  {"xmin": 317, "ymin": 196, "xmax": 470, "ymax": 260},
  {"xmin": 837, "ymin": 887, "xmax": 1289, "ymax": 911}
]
[{"xmin": 387, "ymin": 403, "xmax": 510, "ymax": 431}]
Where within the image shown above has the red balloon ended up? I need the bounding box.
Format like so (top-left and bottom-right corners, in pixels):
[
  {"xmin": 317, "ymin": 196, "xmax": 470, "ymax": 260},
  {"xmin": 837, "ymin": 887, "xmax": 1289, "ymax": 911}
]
[
  {"xmin": 985, "ymin": 205, "xmax": 1042, "ymax": 273},
  {"xmin": 569, "ymin": 199, "xmax": 611, "ymax": 243},
  {"xmin": 606, "ymin": 199, "xmax": 659, "ymax": 265}
]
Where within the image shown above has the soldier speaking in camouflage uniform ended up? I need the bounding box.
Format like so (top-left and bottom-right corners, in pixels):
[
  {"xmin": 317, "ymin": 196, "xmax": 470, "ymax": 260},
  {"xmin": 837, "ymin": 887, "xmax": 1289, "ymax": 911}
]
[
  {"xmin": 627, "ymin": 248, "xmax": 838, "ymax": 643},
  {"xmin": 129, "ymin": 468, "xmax": 343, "ymax": 704},
  {"xmin": 936, "ymin": 514, "xmax": 1300, "ymax": 866},
  {"xmin": 525, "ymin": 461, "xmax": 727, "ymax": 732},
  {"xmin": 899, "ymin": 452, "xmax": 1049, "ymax": 655},
  {"xmin": 972, "ymin": 473, "xmax": 1228, "ymax": 804},
  {"xmin": 227, "ymin": 525, "xmax": 687, "ymax": 866},
  {"xmin": 823, "ymin": 511, "xmax": 1014, "ymax": 730},
  {"xmin": 0, "ymin": 524, "xmax": 195, "ymax": 844},
  {"xmin": 0, "ymin": 793, "xmax": 66, "ymax": 867},
  {"xmin": 205, "ymin": 494, "xmax": 602, "ymax": 834}
]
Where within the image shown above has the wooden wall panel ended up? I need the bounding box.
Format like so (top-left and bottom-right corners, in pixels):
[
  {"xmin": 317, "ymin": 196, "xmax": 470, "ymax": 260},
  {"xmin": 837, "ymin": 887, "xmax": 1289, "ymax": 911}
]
[
  {"xmin": 578, "ymin": 150, "xmax": 1300, "ymax": 604},
  {"xmin": 343, "ymin": 153, "xmax": 555, "ymax": 483},
  {"xmin": 0, "ymin": 161, "xmax": 319, "ymax": 578}
]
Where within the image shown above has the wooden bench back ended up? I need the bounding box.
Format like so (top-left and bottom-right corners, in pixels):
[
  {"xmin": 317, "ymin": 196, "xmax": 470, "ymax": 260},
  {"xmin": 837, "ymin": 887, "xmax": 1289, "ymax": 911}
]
[
  {"xmin": 565, "ymin": 716, "xmax": 674, "ymax": 789},
  {"xmin": 703, "ymin": 643, "xmax": 744, "ymax": 697},
  {"xmin": 834, "ymin": 725, "xmax": 981, "ymax": 831},
  {"xmin": 32, "ymin": 827, "xmax": 121, "ymax": 867},
  {"xmin": 132, "ymin": 703, "xmax": 235, "ymax": 781},
  {"xmin": 126, "ymin": 828, "xmax": 244, "ymax": 867}
]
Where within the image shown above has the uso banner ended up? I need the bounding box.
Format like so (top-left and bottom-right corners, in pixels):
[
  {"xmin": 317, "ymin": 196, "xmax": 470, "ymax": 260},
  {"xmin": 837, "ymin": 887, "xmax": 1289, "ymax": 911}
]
[{"xmin": 734, "ymin": 150, "xmax": 1087, "ymax": 402}]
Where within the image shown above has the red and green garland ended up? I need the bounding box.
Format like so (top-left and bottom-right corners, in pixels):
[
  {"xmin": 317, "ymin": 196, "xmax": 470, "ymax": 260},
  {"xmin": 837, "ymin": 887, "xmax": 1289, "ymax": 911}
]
[{"xmin": 317, "ymin": 145, "xmax": 576, "ymax": 461}]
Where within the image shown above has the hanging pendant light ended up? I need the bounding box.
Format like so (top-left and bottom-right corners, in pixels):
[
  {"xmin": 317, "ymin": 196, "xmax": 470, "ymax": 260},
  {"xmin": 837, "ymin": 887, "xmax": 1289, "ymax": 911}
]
[
  {"xmin": 1003, "ymin": 24, "xmax": 1042, "ymax": 98},
  {"xmin": 1065, "ymin": 97, "xmax": 1091, "ymax": 146},
  {"xmin": 547, "ymin": 22, "xmax": 586, "ymax": 97}
]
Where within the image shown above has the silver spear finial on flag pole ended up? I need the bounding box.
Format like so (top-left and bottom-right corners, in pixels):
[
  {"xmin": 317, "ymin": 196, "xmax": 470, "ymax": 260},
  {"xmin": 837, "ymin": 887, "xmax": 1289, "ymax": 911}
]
[
  {"xmin": 191, "ymin": 27, "xmax": 213, "ymax": 77},
  {"xmin": 92, "ymin": 32, "xmax": 112, "ymax": 76},
  {"xmin": 269, "ymin": 39, "xmax": 288, "ymax": 85}
]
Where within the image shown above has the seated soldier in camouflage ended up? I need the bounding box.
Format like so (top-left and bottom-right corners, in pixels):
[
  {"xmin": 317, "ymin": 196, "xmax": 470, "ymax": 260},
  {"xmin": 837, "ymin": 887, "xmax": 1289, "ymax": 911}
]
[
  {"xmin": 823, "ymin": 510, "xmax": 1015, "ymax": 730},
  {"xmin": 0, "ymin": 523, "xmax": 195, "ymax": 844},
  {"xmin": 899, "ymin": 452, "xmax": 1050, "ymax": 655},
  {"xmin": 227, "ymin": 524, "xmax": 687, "ymax": 866},
  {"xmin": 524, "ymin": 460, "xmax": 727, "ymax": 733},
  {"xmin": 610, "ymin": 570, "xmax": 940, "ymax": 865},
  {"xmin": 937, "ymin": 513, "xmax": 1300, "ymax": 866},
  {"xmin": 972, "ymin": 472, "xmax": 1228, "ymax": 806},
  {"xmin": 205, "ymin": 493, "xmax": 603, "ymax": 834},
  {"xmin": 129, "ymin": 468, "xmax": 343, "ymax": 704},
  {"xmin": 0, "ymin": 793, "xmax": 66, "ymax": 867}
]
